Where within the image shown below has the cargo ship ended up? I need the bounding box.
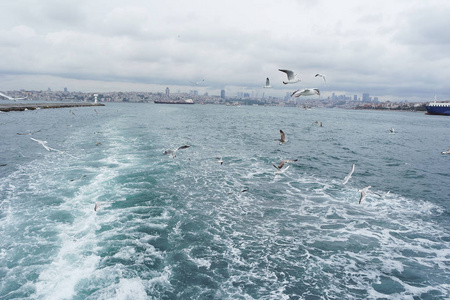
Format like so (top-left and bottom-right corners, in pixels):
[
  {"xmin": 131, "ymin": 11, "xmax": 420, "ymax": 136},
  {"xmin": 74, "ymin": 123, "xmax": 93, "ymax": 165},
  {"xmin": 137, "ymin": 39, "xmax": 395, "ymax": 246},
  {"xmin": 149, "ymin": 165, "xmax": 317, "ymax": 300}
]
[{"xmin": 425, "ymin": 101, "xmax": 450, "ymax": 116}]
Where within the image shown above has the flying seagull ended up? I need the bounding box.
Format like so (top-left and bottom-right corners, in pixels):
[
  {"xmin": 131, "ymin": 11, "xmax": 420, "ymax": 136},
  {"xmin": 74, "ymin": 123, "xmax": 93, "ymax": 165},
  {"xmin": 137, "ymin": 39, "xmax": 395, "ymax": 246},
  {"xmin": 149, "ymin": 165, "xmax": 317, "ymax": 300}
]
[
  {"xmin": 30, "ymin": 137, "xmax": 78, "ymax": 159},
  {"xmin": 275, "ymin": 130, "xmax": 287, "ymax": 144},
  {"xmin": 30, "ymin": 137, "xmax": 62, "ymax": 152},
  {"xmin": 275, "ymin": 165, "xmax": 290, "ymax": 175},
  {"xmin": 390, "ymin": 128, "xmax": 395, "ymax": 134},
  {"xmin": 17, "ymin": 129, "xmax": 42, "ymax": 135},
  {"xmin": 291, "ymin": 88, "xmax": 320, "ymax": 97},
  {"xmin": 373, "ymin": 191, "xmax": 390, "ymax": 199},
  {"xmin": 0, "ymin": 92, "xmax": 27, "ymax": 101},
  {"xmin": 343, "ymin": 164, "xmax": 355, "ymax": 185},
  {"xmin": 273, "ymin": 159, "xmax": 298, "ymax": 170},
  {"xmin": 94, "ymin": 202, "xmax": 101, "ymax": 212},
  {"xmin": 190, "ymin": 79, "xmax": 204, "ymax": 85},
  {"xmin": 278, "ymin": 69, "xmax": 301, "ymax": 84},
  {"xmin": 358, "ymin": 186, "xmax": 371, "ymax": 204},
  {"xmin": 163, "ymin": 145, "xmax": 190, "ymax": 158},
  {"xmin": 216, "ymin": 157, "xmax": 224, "ymax": 165},
  {"xmin": 263, "ymin": 78, "xmax": 272, "ymax": 88},
  {"xmin": 441, "ymin": 149, "xmax": 450, "ymax": 154},
  {"xmin": 315, "ymin": 73, "xmax": 326, "ymax": 83}
]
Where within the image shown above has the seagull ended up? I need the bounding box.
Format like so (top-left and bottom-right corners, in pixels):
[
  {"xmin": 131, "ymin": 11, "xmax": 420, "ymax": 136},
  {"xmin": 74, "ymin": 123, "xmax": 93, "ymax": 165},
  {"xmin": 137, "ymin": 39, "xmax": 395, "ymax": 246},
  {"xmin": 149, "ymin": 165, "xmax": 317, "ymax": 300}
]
[
  {"xmin": 94, "ymin": 202, "xmax": 101, "ymax": 212},
  {"xmin": 273, "ymin": 159, "xmax": 298, "ymax": 170},
  {"xmin": 163, "ymin": 145, "xmax": 190, "ymax": 158},
  {"xmin": 373, "ymin": 191, "xmax": 390, "ymax": 199},
  {"xmin": 30, "ymin": 137, "xmax": 78, "ymax": 159},
  {"xmin": 0, "ymin": 92, "xmax": 27, "ymax": 101},
  {"xmin": 70, "ymin": 175, "xmax": 87, "ymax": 182},
  {"xmin": 278, "ymin": 69, "xmax": 301, "ymax": 84},
  {"xmin": 358, "ymin": 186, "xmax": 371, "ymax": 204},
  {"xmin": 275, "ymin": 130, "xmax": 287, "ymax": 144},
  {"xmin": 441, "ymin": 149, "xmax": 450, "ymax": 154},
  {"xmin": 291, "ymin": 88, "xmax": 320, "ymax": 97},
  {"xmin": 275, "ymin": 165, "xmax": 290, "ymax": 175},
  {"xmin": 263, "ymin": 78, "xmax": 272, "ymax": 88},
  {"xmin": 216, "ymin": 157, "xmax": 224, "ymax": 165},
  {"xmin": 315, "ymin": 73, "xmax": 326, "ymax": 83},
  {"xmin": 17, "ymin": 129, "xmax": 42, "ymax": 135},
  {"xmin": 30, "ymin": 137, "xmax": 61, "ymax": 152},
  {"xmin": 342, "ymin": 164, "xmax": 355, "ymax": 185},
  {"xmin": 390, "ymin": 128, "xmax": 395, "ymax": 134},
  {"xmin": 313, "ymin": 121, "xmax": 323, "ymax": 127},
  {"xmin": 190, "ymin": 79, "xmax": 204, "ymax": 85}
]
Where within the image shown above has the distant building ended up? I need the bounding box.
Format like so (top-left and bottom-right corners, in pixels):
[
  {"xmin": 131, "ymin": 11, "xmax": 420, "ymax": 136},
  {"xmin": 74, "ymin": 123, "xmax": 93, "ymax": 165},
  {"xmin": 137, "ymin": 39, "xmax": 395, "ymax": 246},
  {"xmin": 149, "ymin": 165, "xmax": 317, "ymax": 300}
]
[
  {"xmin": 221, "ymin": 90, "xmax": 226, "ymax": 99},
  {"xmin": 165, "ymin": 87, "xmax": 170, "ymax": 97},
  {"xmin": 64, "ymin": 87, "xmax": 68, "ymax": 93},
  {"xmin": 362, "ymin": 93, "xmax": 370, "ymax": 102},
  {"xmin": 354, "ymin": 95, "xmax": 358, "ymax": 101}
]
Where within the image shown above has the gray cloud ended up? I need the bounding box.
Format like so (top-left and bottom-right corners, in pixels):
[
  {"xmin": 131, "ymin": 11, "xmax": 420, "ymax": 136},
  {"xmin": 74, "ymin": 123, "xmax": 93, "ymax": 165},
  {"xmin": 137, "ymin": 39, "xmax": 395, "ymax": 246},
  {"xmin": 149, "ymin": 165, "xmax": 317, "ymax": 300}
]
[{"xmin": 1, "ymin": 0, "xmax": 449, "ymax": 101}]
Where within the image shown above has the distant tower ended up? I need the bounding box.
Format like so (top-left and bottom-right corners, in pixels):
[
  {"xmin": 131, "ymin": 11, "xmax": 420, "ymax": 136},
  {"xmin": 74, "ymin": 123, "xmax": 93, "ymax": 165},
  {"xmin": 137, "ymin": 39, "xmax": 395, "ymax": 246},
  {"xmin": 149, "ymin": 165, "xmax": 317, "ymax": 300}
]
[
  {"xmin": 165, "ymin": 87, "xmax": 170, "ymax": 97},
  {"xmin": 94, "ymin": 93, "xmax": 98, "ymax": 103},
  {"xmin": 64, "ymin": 87, "xmax": 68, "ymax": 93},
  {"xmin": 362, "ymin": 93, "xmax": 370, "ymax": 102},
  {"xmin": 221, "ymin": 89, "xmax": 226, "ymax": 99}
]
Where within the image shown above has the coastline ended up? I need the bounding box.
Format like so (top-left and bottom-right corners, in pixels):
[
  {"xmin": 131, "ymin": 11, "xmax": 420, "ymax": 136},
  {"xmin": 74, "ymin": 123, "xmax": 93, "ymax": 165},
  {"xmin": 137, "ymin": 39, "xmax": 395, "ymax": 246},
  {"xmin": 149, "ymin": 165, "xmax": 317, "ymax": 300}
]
[{"xmin": 0, "ymin": 102, "xmax": 104, "ymax": 112}]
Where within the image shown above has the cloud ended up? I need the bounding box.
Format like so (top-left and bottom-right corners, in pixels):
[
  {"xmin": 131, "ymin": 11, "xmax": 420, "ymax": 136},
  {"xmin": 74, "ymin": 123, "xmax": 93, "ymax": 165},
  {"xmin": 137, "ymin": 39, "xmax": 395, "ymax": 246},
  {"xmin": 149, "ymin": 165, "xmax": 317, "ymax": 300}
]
[{"xmin": 1, "ymin": 0, "xmax": 450, "ymax": 101}]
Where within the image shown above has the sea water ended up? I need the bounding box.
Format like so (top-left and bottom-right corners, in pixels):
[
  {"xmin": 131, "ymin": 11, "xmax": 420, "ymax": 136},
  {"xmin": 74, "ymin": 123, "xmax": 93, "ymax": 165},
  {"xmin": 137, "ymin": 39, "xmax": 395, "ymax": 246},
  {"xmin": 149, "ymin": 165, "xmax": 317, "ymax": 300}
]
[{"xmin": 0, "ymin": 103, "xmax": 449, "ymax": 299}]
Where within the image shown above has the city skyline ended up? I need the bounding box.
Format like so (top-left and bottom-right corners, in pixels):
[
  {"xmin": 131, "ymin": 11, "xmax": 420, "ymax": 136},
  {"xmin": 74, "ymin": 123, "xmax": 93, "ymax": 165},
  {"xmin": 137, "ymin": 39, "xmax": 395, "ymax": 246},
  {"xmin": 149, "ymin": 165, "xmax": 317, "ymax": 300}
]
[{"xmin": 1, "ymin": 0, "xmax": 450, "ymax": 102}]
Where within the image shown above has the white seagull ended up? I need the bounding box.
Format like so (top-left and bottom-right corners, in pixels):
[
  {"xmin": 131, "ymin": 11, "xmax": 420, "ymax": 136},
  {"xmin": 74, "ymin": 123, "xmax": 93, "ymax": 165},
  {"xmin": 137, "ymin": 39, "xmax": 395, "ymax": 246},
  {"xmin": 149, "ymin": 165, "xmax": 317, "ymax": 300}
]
[
  {"xmin": 278, "ymin": 69, "xmax": 301, "ymax": 84},
  {"xmin": 0, "ymin": 92, "xmax": 27, "ymax": 101},
  {"xmin": 358, "ymin": 186, "xmax": 371, "ymax": 204},
  {"xmin": 390, "ymin": 128, "xmax": 395, "ymax": 134},
  {"xmin": 342, "ymin": 164, "xmax": 355, "ymax": 185},
  {"xmin": 441, "ymin": 148, "xmax": 450, "ymax": 154},
  {"xmin": 291, "ymin": 88, "xmax": 320, "ymax": 97},
  {"xmin": 94, "ymin": 202, "xmax": 101, "ymax": 212},
  {"xmin": 263, "ymin": 78, "xmax": 272, "ymax": 88},
  {"xmin": 315, "ymin": 73, "xmax": 326, "ymax": 84},
  {"xmin": 163, "ymin": 145, "xmax": 190, "ymax": 158},
  {"xmin": 189, "ymin": 79, "xmax": 204, "ymax": 85},
  {"xmin": 275, "ymin": 165, "xmax": 290, "ymax": 175},
  {"xmin": 30, "ymin": 137, "xmax": 78, "ymax": 159},
  {"xmin": 30, "ymin": 137, "xmax": 62, "ymax": 152},
  {"xmin": 275, "ymin": 130, "xmax": 287, "ymax": 145},
  {"xmin": 273, "ymin": 159, "xmax": 298, "ymax": 170},
  {"xmin": 216, "ymin": 157, "xmax": 224, "ymax": 165}
]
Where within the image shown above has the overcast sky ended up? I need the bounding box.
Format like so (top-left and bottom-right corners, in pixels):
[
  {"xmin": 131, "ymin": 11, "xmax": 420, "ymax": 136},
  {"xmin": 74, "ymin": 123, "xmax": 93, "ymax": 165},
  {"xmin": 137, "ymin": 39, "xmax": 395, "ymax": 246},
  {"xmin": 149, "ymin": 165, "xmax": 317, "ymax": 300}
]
[{"xmin": 1, "ymin": 0, "xmax": 450, "ymax": 101}]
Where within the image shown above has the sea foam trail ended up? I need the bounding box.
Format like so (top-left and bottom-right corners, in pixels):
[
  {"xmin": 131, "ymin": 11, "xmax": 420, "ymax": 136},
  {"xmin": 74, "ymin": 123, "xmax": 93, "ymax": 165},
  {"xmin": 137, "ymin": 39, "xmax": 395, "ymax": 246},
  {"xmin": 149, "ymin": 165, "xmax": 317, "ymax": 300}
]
[{"xmin": 1, "ymin": 104, "xmax": 449, "ymax": 299}]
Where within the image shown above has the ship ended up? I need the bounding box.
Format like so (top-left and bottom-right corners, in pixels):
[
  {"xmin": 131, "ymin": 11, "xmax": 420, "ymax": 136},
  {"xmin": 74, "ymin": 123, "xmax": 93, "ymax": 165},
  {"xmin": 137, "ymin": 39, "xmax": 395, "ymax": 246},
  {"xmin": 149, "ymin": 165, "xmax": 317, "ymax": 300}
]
[
  {"xmin": 425, "ymin": 101, "xmax": 450, "ymax": 116},
  {"xmin": 154, "ymin": 99, "xmax": 194, "ymax": 104}
]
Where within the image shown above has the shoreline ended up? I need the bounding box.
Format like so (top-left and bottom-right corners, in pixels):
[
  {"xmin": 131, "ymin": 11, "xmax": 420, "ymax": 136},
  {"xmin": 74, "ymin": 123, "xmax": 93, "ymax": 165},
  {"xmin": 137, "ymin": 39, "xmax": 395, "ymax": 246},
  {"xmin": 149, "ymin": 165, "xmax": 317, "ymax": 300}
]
[{"xmin": 0, "ymin": 102, "xmax": 104, "ymax": 112}]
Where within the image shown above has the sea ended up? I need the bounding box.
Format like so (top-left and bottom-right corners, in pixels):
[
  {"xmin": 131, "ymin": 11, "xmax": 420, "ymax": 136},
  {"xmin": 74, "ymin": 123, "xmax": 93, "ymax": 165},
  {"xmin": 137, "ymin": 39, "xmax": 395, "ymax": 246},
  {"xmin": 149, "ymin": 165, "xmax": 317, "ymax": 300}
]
[{"xmin": 0, "ymin": 103, "xmax": 449, "ymax": 300}]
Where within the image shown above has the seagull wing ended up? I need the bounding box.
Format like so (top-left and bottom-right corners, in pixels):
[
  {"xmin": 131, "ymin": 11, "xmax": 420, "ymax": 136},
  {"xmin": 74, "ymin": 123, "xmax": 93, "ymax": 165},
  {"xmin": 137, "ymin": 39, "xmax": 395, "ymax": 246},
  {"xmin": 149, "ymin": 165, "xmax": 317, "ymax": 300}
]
[
  {"xmin": 359, "ymin": 190, "xmax": 366, "ymax": 204},
  {"xmin": 343, "ymin": 164, "xmax": 355, "ymax": 184},
  {"xmin": 275, "ymin": 165, "xmax": 290, "ymax": 175},
  {"xmin": 280, "ymin": 130, "xmax": 285, "ymax": 142},
  {"xmin": 291, "ymin": 89, "xmax": 300, "ymax": 97},
  {"xmin": 176, "ymin": 145, "xmax": 191, "ymax": 151},
  {"xmin": 279, "ymin": 69, "xmax": 295, "ymax": 80}
]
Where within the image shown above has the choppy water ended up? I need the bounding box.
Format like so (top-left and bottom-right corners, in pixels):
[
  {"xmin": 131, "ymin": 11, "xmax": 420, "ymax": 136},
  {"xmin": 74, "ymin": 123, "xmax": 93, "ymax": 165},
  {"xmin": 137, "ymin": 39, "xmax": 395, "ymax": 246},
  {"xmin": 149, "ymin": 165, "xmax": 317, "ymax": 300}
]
[{"xmin": 0, "ymin": 103, "xmax": 449, "ymax": 299}]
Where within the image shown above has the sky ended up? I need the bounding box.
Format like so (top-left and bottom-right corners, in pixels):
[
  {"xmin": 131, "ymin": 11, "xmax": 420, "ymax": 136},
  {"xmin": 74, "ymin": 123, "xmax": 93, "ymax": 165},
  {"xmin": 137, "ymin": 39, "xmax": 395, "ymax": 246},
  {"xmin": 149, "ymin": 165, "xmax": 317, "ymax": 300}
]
[{"xmin": 1, "ymin": 0, "xmax": 450, "ymax": 102}]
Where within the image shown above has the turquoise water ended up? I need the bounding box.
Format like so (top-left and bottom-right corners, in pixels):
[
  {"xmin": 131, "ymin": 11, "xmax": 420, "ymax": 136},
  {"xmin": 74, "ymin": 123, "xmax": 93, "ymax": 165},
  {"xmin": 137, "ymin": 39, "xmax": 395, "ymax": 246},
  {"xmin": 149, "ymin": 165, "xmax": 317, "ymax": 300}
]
[{"xmin": 0, "ymin": 103, "xmax": 449, "ymax": 299}]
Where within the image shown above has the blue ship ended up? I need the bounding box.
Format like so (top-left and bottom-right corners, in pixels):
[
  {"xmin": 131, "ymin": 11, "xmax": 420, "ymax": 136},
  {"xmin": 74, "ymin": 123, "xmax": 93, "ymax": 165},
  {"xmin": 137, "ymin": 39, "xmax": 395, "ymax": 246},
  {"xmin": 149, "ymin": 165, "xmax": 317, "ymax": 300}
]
[{"xmin": 426, "ymin": 101, "xmax": 450, "ymax": 115}]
